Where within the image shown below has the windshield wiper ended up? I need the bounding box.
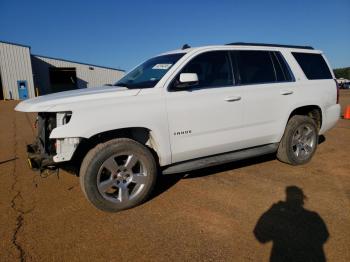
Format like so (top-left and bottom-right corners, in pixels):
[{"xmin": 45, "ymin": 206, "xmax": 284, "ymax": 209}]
[
  {"xmin": 114, "ymin": 82, "xmax": 128, "ymax": 87},
  {"xmin": 114, "ymin": 81, "xmax": 155, "ymax": 89}
]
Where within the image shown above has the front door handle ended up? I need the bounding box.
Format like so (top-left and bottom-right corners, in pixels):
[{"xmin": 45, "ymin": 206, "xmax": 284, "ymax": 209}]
[
  {"xmin": 280, "ymin": 90, "xmax": 294, "ymax": 95},
  {"xmin": 225, "ymin": 96, "xmax": 241, "ymax": 102}
]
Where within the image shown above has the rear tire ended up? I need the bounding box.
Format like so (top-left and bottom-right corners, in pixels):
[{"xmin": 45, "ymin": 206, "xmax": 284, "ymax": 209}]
[
  {"xmin": 79, "ymin": 138, "xmax": 157, "ymax": 212},
  {"xmin": 277, "ymin": 115, "xmax": 318, "ymax": 165}
]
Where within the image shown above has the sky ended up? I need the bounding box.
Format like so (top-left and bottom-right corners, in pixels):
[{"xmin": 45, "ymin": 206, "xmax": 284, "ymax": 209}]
[{"xmin": 0, "ymin": 0, "xmax": 349, "ymax": 71}]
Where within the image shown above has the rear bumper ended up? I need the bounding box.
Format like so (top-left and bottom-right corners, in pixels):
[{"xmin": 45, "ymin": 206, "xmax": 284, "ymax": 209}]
[
  {"xmin": 27, "ymin": 143, "xmax": 56, "ymax": 170},
  {"xmin": 319, "ymin": 104, "xmax": 341, "ymax": 134}
]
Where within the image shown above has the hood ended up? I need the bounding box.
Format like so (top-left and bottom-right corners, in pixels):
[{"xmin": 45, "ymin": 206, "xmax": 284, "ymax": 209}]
[{"xmin": 15, "ymin": 86, "xmax": 140, "ymax": 112}]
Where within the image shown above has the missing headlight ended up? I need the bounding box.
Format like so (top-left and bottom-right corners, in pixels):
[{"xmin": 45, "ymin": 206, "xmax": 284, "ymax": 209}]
[
  {"xmin": 37, "ymin": 112, "xmax": 57, "ymax": 155},
  {"xmin": 56, "ymin": 112, "xmax": 72, "ymax": 127}
]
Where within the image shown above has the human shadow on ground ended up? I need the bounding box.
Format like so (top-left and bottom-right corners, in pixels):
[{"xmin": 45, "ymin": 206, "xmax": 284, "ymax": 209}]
[{"xmin": 254, "ymin": 186, "xmax": 329, "ymax": 262}]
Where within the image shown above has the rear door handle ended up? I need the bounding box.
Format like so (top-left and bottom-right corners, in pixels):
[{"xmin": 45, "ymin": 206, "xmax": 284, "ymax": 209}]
[
  {"xmin": 225, "ymin": 96, "xmax": 241, "ymax": 102},
  {"xmin": 280, "ymin": 90, "xmax": 294, "ymax": 95}
]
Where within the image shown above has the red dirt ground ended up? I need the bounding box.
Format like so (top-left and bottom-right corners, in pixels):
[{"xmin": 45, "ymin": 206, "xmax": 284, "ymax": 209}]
[{"xmin": 0, "ymin": 90, "xmax": 349, "ymax": 261}]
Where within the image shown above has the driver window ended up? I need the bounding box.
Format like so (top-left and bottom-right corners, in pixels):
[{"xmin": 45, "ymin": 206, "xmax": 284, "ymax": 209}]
[{"xmin": 173, "ymin": 51, "xmax": 232, "ymax": 89}]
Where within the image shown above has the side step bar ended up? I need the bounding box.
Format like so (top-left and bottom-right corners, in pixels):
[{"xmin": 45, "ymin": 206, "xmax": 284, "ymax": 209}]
[{"xmin": 162, "ymin": 143, "xmax": 278, "ymax": 175}]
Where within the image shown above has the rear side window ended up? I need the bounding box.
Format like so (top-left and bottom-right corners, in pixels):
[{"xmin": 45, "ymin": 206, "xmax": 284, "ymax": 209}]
[
  {"xmin": 292, "ymin": 52, "xmax": 332, "ymax": 80},
  {"xmin": 270, "ymin": 52, "xmax": 285, "ymax": 82},
  {"xmin": 232, "ymin": 51, "xmax": 276, "ymax": 85},
  {"xmin": 272, "ymin": 52, "xmax": 294, "ymax": 82}
]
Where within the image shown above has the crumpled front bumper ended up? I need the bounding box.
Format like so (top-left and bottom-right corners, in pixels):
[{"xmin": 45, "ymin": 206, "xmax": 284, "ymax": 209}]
[{"xmin": 27, "ymin": 143, "xmax": 55, "ymax": 170}]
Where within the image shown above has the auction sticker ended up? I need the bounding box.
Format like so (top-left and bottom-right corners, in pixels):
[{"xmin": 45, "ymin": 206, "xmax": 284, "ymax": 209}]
[{"xmin": 152, "ymin": 64, "xmax": 172, "ymax": 70}]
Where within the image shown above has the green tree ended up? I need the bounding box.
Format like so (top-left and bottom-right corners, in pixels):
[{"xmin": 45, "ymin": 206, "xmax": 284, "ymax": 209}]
[{"xmin": 334, "ymin": 67, "xmax": 350, "ymax": 79}]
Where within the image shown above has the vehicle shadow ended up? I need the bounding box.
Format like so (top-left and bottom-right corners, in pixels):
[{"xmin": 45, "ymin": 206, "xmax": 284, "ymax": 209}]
[
  {"xmin": 183, "ymin": 153, "xmax": 276, "ymax": 179},
  {"xmin": 63, "ymin": 136, "xmax": 326, "ymax": 201},
  {"xmin": 179, "ymin": 135, "xmax": 325, "ymax": 181},
  {"xmin": 253, "ymin": 186, "xmax": 329, "ymax": 262},
  {"xmin": 319, "ymin": 135, "xmax": 326, "ymax": 145},
  {"xmin": 150, "ymin": 153, "xmax": 276, "ymax": 200}
]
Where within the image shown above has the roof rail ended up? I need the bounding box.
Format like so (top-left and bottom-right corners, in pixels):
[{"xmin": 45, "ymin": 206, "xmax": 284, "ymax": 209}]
[{"xmin": 226, "ymin": 42, "xmax": 314, "ymax": 50}]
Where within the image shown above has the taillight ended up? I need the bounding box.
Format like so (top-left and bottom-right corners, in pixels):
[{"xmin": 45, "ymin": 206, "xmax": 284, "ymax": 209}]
[{"xmin": 334, "ymin": 79, "xmax": 339, "ymax": 104}]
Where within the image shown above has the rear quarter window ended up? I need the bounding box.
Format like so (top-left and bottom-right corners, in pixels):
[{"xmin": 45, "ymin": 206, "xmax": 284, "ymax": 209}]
[{"xmin": 292, "ymin": 52, "xmax": 333, "ymax": 80}]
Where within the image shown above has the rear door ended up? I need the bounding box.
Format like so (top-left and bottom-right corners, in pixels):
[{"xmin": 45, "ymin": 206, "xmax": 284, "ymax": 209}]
[{"xmin": 230, "ymin": 50, "xmax": 296, "ymax": 147}]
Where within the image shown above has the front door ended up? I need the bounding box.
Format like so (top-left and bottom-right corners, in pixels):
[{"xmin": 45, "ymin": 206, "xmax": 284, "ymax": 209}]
[
  {"xmin": 17, "ymin": 80, "xmax": 28, "ymax": 100},
  {"xmin": 165, "ymin": 51, "xmax": 246, "ymax": 163}
]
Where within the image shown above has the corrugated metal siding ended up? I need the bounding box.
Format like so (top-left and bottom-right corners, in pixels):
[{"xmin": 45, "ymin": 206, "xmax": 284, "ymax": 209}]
[
  {"xmin": 0, "ymin": 42, "xmax": 35, "ymax": 99},
  {"xmin": 32, "ymin": 55, "xmax": 124, "ymax": 94}
]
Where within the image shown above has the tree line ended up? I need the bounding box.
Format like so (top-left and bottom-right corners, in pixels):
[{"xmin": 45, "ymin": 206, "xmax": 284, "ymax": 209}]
[{"xmin": 334, "ymin": 67, "xmax": 350, "ymax": 79}]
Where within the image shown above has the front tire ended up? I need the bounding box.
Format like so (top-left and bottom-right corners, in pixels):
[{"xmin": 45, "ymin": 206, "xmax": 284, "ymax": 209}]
[
  {"xmin": 80, "ymin": 138, "xmax": 157, "ymax": 212},
  {"xmin": 277, "ymin": 115, "xmax": 318, "ymax": 165}
]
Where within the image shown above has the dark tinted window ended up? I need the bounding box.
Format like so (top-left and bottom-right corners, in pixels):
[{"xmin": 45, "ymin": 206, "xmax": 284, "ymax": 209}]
[
  {"xmin": 177, "ymin": 51, "xmax": 232, "ymax": 88},
  {"xmin": 292, "ymin": 52, "xmax": 332, "ymax": 80},
  {"xmin": 271, "ymin": 52, "xmax": 293, "ymax": 82},
  {"xmin": 233, "ymin": 51, "xmax": 276, "ymax": 84},
  {"xmin": 275, "ymin": 52, "xmax": 293, "ymax": 81},
  {"xmin": 271, "ymin": 52, "xmax": 285, "ymax": 82}
]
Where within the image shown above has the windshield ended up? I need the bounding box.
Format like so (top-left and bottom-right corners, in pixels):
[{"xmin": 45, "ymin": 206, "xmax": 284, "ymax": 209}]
[{"xmin": 114, "ymin": 53, "xmax": 185, "ymax": 89}]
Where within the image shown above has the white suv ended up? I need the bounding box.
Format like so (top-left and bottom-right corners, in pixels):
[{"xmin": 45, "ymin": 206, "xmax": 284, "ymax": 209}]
[{"xmin": 16, "ymin": 43, "xmax": 340, "ymax": 212}]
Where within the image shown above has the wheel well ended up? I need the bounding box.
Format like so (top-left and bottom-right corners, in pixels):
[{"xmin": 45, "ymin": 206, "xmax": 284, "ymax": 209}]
[
  {"xmin": 289, "ymin": 105, "xmax": 322, "ymax": 129},
  {"xmin": 69, "ymin": 127, "xmax": 160, "ymax": 174},
  {"xmin": 88, "ymin": 127, "xmax": 152, "ymax": 145}
]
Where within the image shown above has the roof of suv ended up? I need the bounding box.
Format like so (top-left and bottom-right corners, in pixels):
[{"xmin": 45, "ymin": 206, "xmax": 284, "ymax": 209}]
[
  {"xmin": 161, "ymin": 43, "xmax": 322, "ymax": 56},
  {"xmin": 227, "ymin": 42, "xmax": 314, "ymax": 49}
]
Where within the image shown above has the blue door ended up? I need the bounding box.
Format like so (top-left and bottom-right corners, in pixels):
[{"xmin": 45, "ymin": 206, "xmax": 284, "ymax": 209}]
[{"xmin": 17, "ymin": 80, "xmax": 28, "ymax": 100}]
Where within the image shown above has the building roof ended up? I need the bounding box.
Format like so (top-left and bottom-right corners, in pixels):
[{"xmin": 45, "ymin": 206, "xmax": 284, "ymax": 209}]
[
  {"xmin": 0, "ymin": 40, "xmax": 31, "ymax": 49},
  {"xmin": 0, "ymin": 39, "xmax": 125, "ymax": 72},
  {"xmin": 33, "ymin": 54, "xmax": 125, "ymax": 72}
]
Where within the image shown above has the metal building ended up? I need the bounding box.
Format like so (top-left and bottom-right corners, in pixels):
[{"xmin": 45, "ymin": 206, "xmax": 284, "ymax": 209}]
[
  {"xmin": 0, "ymin": 41, "xmax": 125, "ymax": 100},
  {"xmin": 31, "ymin": 55, "xmax": 125, "ymax": 95},
  {"xmin": 0, "ymin": 41, "xmax": 35, "ymax": 100}
]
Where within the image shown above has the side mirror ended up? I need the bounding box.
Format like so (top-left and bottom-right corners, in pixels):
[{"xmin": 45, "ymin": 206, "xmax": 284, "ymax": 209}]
[
  {"xmin": 174, "ymin": 73, "xmax": 199, "ymax": 89},
  {"xmin": 180, "ymin": 73, "xmax": 198, "ymax": 83}
]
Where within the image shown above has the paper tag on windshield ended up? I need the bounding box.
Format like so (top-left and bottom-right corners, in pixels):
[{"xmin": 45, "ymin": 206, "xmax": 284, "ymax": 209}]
[{"xmin": 152, "ymin": 64, "xmax": 172, "ymax": 70}]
